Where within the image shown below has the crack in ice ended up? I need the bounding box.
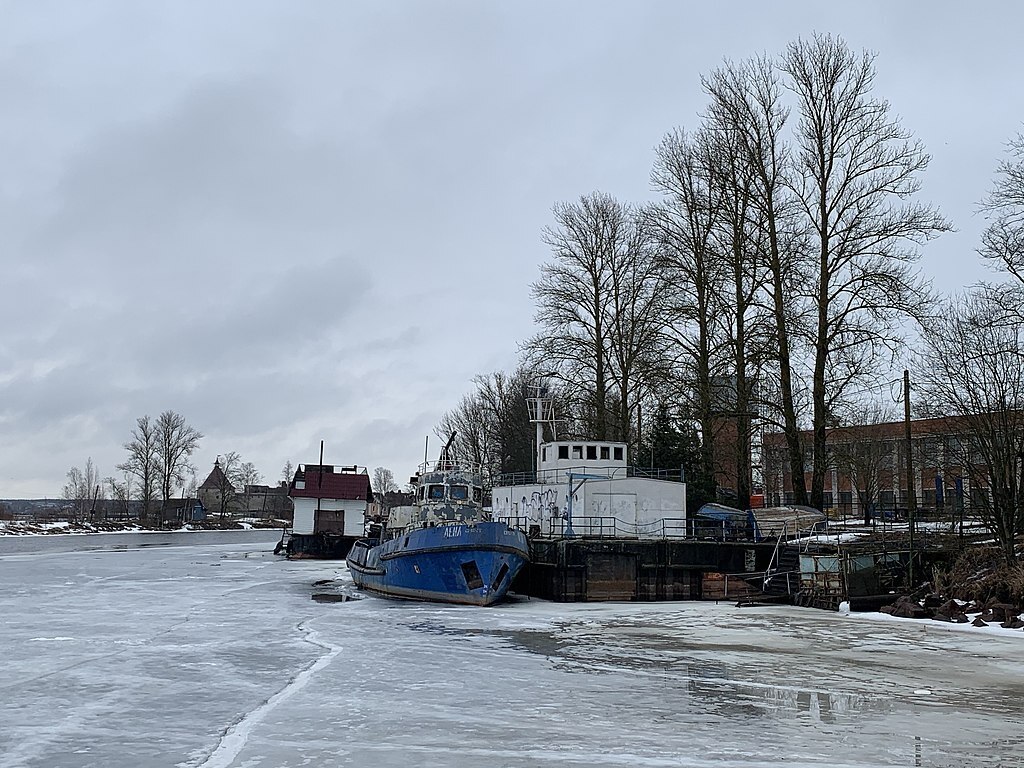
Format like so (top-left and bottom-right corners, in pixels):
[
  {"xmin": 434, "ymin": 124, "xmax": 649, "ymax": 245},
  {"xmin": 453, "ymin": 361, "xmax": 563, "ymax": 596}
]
[{"xmin": 186, "ymin": 621, "xmax": 339, "ymax": 768}]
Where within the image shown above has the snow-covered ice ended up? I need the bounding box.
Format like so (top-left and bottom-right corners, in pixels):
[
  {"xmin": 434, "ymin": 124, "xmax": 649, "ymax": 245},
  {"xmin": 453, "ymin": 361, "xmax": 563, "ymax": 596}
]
[{"xmin": 1, "ymin": 532, "xmax": 1022, "ymax": 767}]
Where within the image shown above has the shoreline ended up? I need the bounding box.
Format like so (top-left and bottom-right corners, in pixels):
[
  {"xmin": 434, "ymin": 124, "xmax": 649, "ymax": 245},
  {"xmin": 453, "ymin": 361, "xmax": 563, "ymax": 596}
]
[{"xmin": 0, "ymin": 520, "xmax": 287, "ymax": 537}]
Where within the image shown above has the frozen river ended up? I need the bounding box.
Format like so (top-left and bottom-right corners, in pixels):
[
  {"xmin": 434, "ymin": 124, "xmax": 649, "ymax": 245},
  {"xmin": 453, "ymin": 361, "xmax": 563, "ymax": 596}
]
[{"xmin": 0, "ymin": 533, "xmax": 1021, "ymax": 768}]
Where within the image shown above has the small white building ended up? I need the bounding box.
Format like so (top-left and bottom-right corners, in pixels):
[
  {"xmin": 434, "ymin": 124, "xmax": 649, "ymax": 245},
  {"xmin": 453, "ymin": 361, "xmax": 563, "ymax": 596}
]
[
  {"xmin": 289, "ymin": 464, "xmax": 371, "ymax": 538},
  {"xmin": 491, "ymin": 440, "xmax": 687, "ymax": 538}
]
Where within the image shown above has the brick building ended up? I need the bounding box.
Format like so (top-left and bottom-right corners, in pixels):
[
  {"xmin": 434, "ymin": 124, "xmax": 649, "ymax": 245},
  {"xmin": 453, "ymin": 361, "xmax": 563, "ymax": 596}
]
[{"xmin": 762, "ymin": 416, "xmax": 982, "ymax": 519}]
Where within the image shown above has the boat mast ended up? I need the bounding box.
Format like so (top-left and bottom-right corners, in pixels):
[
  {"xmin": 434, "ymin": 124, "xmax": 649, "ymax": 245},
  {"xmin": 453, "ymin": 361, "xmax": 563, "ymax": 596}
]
[
  {"xmin": 316, "ymin": 440, "xmax": 324, "ymax": 519},
  {"xmin": 527, "ymin": 381, "xmax": 556, "ymax": 475}
]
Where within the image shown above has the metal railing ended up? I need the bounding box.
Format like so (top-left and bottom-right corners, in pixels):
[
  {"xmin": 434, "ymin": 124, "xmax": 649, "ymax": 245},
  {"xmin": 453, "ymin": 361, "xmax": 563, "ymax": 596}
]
[{"xmin": 493, "ymin": 465, "xmax": 684, "ymax": 487}]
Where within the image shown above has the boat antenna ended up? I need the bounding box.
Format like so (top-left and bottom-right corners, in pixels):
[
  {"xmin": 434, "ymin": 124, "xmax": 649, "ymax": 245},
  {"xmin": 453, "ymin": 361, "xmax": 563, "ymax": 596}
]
[
  {"xmin": 438, "ymin": 432, "xmax": 457, "ymax": 470},
  {"xmin": 424, "ymin": 435, "xmax": 429, "ymax": 471}
]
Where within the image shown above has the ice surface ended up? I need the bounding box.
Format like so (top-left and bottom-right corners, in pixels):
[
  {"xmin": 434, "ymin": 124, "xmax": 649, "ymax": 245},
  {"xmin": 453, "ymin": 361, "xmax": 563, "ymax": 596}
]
[{"xmin": 1, "ymin": 532, "xmax": 1022, "ymax": 768}]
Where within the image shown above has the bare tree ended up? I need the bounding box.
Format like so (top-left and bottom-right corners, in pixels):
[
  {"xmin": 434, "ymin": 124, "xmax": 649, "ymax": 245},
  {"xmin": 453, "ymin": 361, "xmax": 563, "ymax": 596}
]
[
  {"xmin": 703, "ymin": 54, "xmax": 811, "ymax": 506},
  {"xmin": 118, "ymin": 415, "xmax": 159, "ymax": 522},
  {"xmin": 371, "ymin": 467, "xmax": 398, "ymax": 506},
  {"xmin": 524, "ymin": 192, "xmax": 653, "ymax": 440},
  {"xmin": 916, "ymin": 291, "xmax": 1024, "ymax": 562},
  {"xmin": 830, "ymin": 404, "xmax": 898, "ymax": 524},
  {"xmin": 62, "ymin": 458, "xmax": 104, "ymax": 521},
  {"xmin": 155, "ymin": 410, "xmax": 202, "ymax": 503},
  {"xmin": 105, "ymin": 474, "xmax": 133, "ymax": 520},
  {"xmin": 473, "ymin": 368, "xmax": 539, "ymax": 477},
  {"xmin": 437, "ymin": 367, "xmax": 556, "ymax": 483},
  {"xmin": 437, "ymin": 392, "xmax": 492, "ymax": 471},
  {"xmin": 782, "ymin": 34, "xmax": 949, "ymax": 510},
  {"xmin": 980, "ymin": 130, "xmax": 1024, "ymax": 284},
  {"xmin": 231, "ymin": 461, "xmax": 261, "ymax": 514},
  {"xmin": 605, "ymin": 213, "xmax": 666, "ymax": 449},
  {"xmin": 281, "ymin": 460, "xmax": 295, "ymax": 485},
  {"xmin": 650, "ymin": 128, "xmax": 727, "ymax": 497}
]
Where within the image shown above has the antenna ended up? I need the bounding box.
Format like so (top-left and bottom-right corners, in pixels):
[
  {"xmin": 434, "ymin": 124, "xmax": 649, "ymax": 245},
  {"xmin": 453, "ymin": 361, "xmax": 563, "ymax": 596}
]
[
  {"xmin": 527, "ymin": 378, "xmax": 558, "ymax": 474},
  {"xmin": 317, "ymin": 440, "xmax": 324, "ymax": 518}
]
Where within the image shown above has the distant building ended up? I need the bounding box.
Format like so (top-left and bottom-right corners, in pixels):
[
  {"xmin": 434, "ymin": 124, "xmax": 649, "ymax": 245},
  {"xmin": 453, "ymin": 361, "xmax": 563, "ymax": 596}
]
[
  {"xmin": 239, "ymin": 483, "xmax": 293, "ymax": 519},
  {"xmin": 763, "ymin": 416, "xmax": 984, "ymax": 518},
  {"xmin": 197, "ymin": 458, "xmax": 235, "ymax": 517},
  {"xmin": 158, "ymin": 497, "xmax": 206, "ymax": 526}
]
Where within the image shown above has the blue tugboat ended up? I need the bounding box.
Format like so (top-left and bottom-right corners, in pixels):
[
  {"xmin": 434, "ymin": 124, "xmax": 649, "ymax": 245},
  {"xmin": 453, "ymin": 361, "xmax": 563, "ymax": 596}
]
[{"xmin": 346, "ymin": 438, "xmax": 529, "ymax": 606}]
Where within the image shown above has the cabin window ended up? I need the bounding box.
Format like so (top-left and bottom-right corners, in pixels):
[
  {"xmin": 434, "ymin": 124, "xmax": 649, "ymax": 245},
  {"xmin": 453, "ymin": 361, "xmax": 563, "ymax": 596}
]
[
  {"xmin": 542, "ymin": 446, "xmax": 547, "ymax": 462},
  {"xmin": 600, "ymin": 446, "xmax": 610, "ymax": 460},
  {"xmin": 428, "ymin": 485, "xmax": 445, "ymax": 500},
  {"xmin": 491, "ymin": 563, "xmax": 510, "ymax": 591},
  {"xmin": 450, "ymin": 485, "xmax": 469, "ymax": 500},
  {"xmin": 613, "ymin": 447, "xmax": 623, "ymax": 461},
  {"xmin": 572, "ymin": 445, "xmax": 583, "ymax": 459},
  {"xmin": 461, "ymin": 561, "xmax": 484, "ymax": 590},
  {"xmin": 558, "ymin": 445, "xmax": 569, "ymax": 459},
  {"xmin": 419, "ymin": 487, "xmax": 426, "ymax": 501},
  {"xmin": 586, "ymin": 445, "xmax": 597, "ymax": 460}
]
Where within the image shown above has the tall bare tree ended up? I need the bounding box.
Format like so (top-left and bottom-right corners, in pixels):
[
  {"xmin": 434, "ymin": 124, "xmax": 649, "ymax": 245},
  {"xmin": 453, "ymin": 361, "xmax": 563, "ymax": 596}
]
[
  {"xmin": 437, "ymin": 391, "xmax": 491, "ymax": 470},
  {"xmin": 474, "ymin": 368, "xmax": 539, "ymax": 477},
  {"xmin": 155, "ymin": 410, "xmax": 202, "ymax": 503},
  {"xmin": 118, "ymin": 415, "xmax": 159, "ymax": 522},
  {"xmin": 524, "ymin": 192, "xmax": 652, "ymax": 440},
  {"xmin": 650, "ymin": 128, "xmax": 726, "ymax": 497},
  {"xmin": 708, "ymin": 119, "xmax": 773, "ymax": 509},
  {"xmin": 917, "ymin": 291, "xmax": 1024, "ymax": 562},
  {"xmin": 62, "ymin": 458, "xmax": 103, "ymax": 521},
  {"xmin": 980, "ymin": 130, "xmax": 1024, "ymax": 285},
  {"xmin": 436, "ymin": 367, "xmax": 542, "ymax": 481},
  {"xmin": 703, "ymin": 54, "xmax": 811, "ymax": 506},
  {"xmin": 782, "ymin": 34, "xmax": 949, "ymax": 510}
]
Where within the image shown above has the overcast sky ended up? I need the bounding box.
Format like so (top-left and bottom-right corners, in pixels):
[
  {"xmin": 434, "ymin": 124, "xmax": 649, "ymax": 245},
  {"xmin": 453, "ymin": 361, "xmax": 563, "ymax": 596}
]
[{"xmin": 2, "ymin": 2, "xmax": 1022, "ymax": 498}]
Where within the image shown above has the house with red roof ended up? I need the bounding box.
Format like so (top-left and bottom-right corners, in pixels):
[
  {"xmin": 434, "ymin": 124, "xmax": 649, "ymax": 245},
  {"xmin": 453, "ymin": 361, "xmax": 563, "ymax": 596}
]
[{"xmin": 289, "ymin": 463, "xmax": 372, "ymax": 542}]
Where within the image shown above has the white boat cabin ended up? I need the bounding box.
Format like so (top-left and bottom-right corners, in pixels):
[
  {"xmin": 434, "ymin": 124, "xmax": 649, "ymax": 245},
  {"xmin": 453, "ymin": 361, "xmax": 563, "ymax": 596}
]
[{"xmin": 491, "ymin": 440, "xmax": 687, "ymax": 538}]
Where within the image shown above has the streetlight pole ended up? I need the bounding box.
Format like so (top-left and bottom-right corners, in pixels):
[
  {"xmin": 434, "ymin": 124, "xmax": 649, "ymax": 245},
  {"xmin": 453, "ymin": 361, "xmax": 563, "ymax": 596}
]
[{"xmin": 904, "ymin": 369, "xmax": 917, "ymax": 587}]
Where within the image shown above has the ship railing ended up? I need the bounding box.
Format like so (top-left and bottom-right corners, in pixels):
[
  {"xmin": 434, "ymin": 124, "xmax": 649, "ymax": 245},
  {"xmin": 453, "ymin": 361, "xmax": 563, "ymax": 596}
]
[
  {"xmin": 625, "ymin": 466, "xmax": 686, "ymax": 483},
  {"xmin": 545, "ymin": 515, "xmax": 690, "ymax": 539},
  {"xmin": 416, "ymin": 459, "xmax": 485, "ymax": 480}
]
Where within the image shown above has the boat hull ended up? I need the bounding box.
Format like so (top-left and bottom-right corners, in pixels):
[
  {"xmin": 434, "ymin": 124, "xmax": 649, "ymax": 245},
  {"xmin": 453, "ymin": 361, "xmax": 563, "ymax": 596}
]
[{"xmin": 346, "ymin": 521, "xmax": 529, "ymax": 606}]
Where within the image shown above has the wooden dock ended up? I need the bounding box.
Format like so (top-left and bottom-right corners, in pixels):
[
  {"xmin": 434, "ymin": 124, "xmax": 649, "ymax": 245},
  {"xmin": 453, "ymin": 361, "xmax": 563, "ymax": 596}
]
[{"xmin": 513, "ymin": 537, "xmax": 782, "ymax": 602}]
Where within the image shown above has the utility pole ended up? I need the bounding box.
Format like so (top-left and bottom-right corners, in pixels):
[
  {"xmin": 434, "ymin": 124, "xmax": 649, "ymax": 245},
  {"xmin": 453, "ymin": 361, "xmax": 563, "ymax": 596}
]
[{"xmin": 904, "ymin": 369, "xmax": 917, "ymax": 587}]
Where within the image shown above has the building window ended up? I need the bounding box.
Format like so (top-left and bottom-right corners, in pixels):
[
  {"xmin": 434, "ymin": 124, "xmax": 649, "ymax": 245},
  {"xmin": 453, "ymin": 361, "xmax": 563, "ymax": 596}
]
[
  {"xmin": 600, "ymin": 446, "xmax": 610, "ymax": 460},
  {"xmin": 613, "ymin": 447, "xmax": 623, "ymax": 461},
  {"xmin": 572, "ymin": 446, "xmax": 583, "ymax": 459},
  {"xmin": 558, "ymin": 445, "xmax": 569, "ymax": 460},
  {"xmin": 586, "ymin": 445, "xmax": 597, "ymax": 460}
]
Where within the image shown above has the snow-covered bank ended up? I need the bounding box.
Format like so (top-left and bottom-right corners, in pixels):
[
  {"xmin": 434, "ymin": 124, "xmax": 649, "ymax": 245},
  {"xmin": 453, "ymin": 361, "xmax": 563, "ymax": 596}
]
[
  {"xmin": 0, "ymin": 519, "xmax": 285, "ymax": 536},
  {"xmin": 840, "ymin": 599, "xmax": 1024, "ymax": 640}
]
